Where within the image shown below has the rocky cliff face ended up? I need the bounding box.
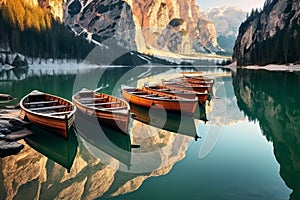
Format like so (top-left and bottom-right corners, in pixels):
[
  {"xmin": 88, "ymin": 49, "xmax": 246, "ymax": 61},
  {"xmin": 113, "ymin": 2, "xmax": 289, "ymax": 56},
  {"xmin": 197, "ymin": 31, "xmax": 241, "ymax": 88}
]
[
  {"xmin": 129, "ymin": 0, "xmax": 219, "ymax": 53},
  {"xmin": 233, "ymin": 0, "xmax": 300, "ymax": 66},
  {"xmin": 64, "ymin": 0, "xmax": 137, "ymax": 50},
  {"xmin": 63, "ymin": 0, "xmax": 220, "ymax": 54}
]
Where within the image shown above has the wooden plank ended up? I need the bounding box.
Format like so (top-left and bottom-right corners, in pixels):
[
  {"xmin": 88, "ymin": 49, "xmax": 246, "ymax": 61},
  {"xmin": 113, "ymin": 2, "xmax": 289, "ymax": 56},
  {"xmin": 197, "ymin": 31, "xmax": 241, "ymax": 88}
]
[
  {"xmin": 129, "ymin": 91, "xmax": 147, "ymax": 94},
  {"xmin": 149, "ymin": 96, "xmax": 170, "ymax": 99},
  {"xmin": 29, "ymin": 105, "xmax": 69, "ymax": 111},
  {"xmin": 84, "ymin": 102, "xmax": 121, "ymax": 106},
  {"xmin": 78, "ymin": 97, "xmax": 108, "ymax": 101},
  {"xmin": 46, "ymin": 111, "xmax": 73, "ymax": 116},
  {"xmin": 156, "ymin": 89, "xmax": 171, "ymax": 92},
  {"xmin": 96, "ymin": 106, "xmax": 128, "ymax": 111},
  {"xmin": 24, "ymin": 100, "xmax": 58, "ymax": 105},
  {"xmin": 139, "ymin": 94, "xmax": 158, "ymax": 97}
]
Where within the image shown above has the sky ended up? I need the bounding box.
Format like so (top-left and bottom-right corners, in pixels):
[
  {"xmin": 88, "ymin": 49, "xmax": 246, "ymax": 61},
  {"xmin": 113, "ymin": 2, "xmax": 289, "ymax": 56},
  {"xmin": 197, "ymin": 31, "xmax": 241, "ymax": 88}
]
[{"xmin": 197, "ymin": 0, "xmax": 266, "ymax": 12}]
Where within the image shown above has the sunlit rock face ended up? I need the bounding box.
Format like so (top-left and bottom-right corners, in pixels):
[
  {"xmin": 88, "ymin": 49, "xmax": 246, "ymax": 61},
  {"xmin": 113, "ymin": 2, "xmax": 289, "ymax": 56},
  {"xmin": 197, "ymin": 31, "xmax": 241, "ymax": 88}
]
[
  {"xmin": 9, "ymin": 0, "xmax": 219, "ymax": 54},
  {"xmin": 130, "ymin": 0, "xmax": 219, "ymax": 53},
  {"xmin": 62, "ymin": 0, "xmax": 219, "ymax": 54},
  {"xmin": 233, "ymin": 69, "xmax": 300, "ymax": 200}
]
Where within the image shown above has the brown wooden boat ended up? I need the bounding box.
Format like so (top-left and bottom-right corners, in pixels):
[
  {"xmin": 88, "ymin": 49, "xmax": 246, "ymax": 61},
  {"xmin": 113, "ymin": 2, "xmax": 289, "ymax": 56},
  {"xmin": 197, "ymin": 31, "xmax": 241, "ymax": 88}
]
[
  {"xmin": 72, "ymin": 88, "xmax": 130, "ymax": 134},
  {"xmin": 162, "ymin": 80, "xmax": 211, "ymax": 93},
  {"xmin": 181, "ymin": 76, "xmax": 214, "ymax": 85},
  {"xmin": 0, "ymin": 93, "xmax": 15, "ymax": 103},
  {"xmin": 122, "ymin": 87, "xmax": 198, "ymax": 115},
  {"xmin": 20, "ymin": 90, "xmax": 76, "ymax": 139},
  {"xmin": 143, "ymin": 84, "xmax": 208, "ymax": 104}
]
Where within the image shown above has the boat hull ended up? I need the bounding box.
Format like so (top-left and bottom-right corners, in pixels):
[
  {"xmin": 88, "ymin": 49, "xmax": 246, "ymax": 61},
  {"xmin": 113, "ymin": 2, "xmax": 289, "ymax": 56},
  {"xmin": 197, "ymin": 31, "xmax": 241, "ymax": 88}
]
[
  {"xmin": 163, "ymin": 83, "xmax": 210, "ymax": 93},
  {"xmin": 75, "ymin": 104, "xmax": 129, "ymax": 134},
  {"xmin": 23, "ymin": 111, "xmax": 74, "ymax": 139},
  {"xmin": 122, "ymin": 88, "xmax": 197, "ymax": 115},
  {"xmin": 72, "ymin": 89, "xmax": 130, "ymax": 134},
  {"xmin": 143, "ymin": 85, "xmax": 208, "ymax": 104},
  {"xmin": 20, "ymin": 90, "xmax": 76, "ymax": 139}
]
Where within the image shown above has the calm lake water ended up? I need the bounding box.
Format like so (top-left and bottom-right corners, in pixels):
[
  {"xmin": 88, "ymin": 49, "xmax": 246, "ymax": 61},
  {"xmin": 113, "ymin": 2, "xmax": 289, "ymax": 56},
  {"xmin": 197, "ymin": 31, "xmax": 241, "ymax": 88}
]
[{"xmin": 0, "ymin": 65, "xmax": 299, "ymax": 200}]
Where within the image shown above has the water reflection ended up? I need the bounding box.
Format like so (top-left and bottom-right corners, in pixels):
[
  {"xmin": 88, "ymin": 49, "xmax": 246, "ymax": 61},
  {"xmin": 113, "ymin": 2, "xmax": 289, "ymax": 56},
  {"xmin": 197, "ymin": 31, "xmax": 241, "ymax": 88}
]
[
  {"xmin": 233, "ymin": 69, "xmax": 300, "ymax": 200},
  {"xmin": 25, "ymin": 125, "xmax": 78, "ymax": 172},
  {"xmin": 0, "ymin": 66, "xmax": 233, "ymax": 199},
  {"xmin": 74, "ymin": 113, "xmax": 132, "ymax": 171},
  {"xmin": 130, "ymin": 104, "xmax": 199, "ymax": 140}
]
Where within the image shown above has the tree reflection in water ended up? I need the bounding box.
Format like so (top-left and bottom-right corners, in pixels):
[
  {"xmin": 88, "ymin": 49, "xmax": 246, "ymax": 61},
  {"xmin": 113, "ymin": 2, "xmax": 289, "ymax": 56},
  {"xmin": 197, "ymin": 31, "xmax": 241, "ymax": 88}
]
[{"xmin": 233, "ymin": 69, "xmax": 300, "ymax": 200}]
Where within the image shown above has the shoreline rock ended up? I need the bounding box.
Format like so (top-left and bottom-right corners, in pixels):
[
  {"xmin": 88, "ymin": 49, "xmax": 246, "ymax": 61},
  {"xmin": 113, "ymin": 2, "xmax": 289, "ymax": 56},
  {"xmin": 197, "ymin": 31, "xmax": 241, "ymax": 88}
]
[{"xmin": 0, "ymin": 109, "xmax": 33, "ymax": 158}]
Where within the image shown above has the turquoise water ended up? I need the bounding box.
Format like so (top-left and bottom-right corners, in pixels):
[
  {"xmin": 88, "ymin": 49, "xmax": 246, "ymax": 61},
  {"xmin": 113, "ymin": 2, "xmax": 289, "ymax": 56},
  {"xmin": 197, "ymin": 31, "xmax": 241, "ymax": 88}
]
[{"xmin": 0, "ymin": 65, "xmax": 298, "ymax": 200}]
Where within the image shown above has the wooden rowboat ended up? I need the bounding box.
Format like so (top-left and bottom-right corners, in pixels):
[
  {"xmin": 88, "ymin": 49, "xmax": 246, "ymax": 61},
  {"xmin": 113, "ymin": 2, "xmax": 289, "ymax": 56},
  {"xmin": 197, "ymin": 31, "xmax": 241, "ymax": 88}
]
[
  {"xmin": 143, "ymin": 84, "xmax": 208, "ymax": 104},
  {"xmin": 167, "ymin": 78, "xmax": 213, "ymax": 86},
  {"xmin": 20, "ymin": 90, "xmax": 76, "ymax": 139},
  {"xmin": 162, "ymin": 80, "xmax": 211, "ymax": 93},
  {"xmin": 0, "ymin": 93, "xmax": 15, "ymax": 103},
  {"xmin": 72, "ymin": 89, "xmax": 130, "ymax": 134},
  {"xmin": 122, "ymin": 88, "xmax": 198, "ymax": 115},
  {"xmin": 179, "ymin": 77, "xmax": 214, "ymax": 86}
]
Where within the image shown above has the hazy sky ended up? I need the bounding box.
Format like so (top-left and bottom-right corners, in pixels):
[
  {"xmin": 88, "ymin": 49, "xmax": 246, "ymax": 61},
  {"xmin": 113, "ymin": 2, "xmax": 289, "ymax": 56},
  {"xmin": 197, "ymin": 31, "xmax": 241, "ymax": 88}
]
[{"xmin": 197, "ymin": 0, "xmax": 266, "ymax": 11}]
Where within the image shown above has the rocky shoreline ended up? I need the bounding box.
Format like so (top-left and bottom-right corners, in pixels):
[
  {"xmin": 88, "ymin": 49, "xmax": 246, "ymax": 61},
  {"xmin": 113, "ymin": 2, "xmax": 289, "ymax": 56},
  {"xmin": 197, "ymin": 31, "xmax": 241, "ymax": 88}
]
[
  {"xmin": 223, "ymin": 62, "xmax": 300, "ymax": 73},
  {"xmin": 0, "ymin": 109, "xmax": 33, "ymax": 158}
]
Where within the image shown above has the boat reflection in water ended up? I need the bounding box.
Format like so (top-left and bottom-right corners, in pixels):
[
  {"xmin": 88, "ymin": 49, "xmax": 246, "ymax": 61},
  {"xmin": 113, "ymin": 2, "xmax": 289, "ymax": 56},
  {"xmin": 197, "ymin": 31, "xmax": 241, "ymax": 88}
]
[
  {"xmin": 25, "ymin": 125, "xmax": 78, "ymax": 172},
  {"xmin": 193, "ymin": 102, "xmax": 208, "ymax": 122},
  {"xmin": 130, "ymin": 104, "xmax": 199, "ymax": 141},
  {"xmin": 74, "ymin": 113, "xmax": 132, "ymax": 171}
]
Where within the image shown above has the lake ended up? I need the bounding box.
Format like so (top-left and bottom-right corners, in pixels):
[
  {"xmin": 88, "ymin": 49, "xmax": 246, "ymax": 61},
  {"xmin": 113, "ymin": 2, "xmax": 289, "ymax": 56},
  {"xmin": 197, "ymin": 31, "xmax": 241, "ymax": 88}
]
[{"xmin": 0, "ymin": 65, "xmax": 299, "ymax": 200}]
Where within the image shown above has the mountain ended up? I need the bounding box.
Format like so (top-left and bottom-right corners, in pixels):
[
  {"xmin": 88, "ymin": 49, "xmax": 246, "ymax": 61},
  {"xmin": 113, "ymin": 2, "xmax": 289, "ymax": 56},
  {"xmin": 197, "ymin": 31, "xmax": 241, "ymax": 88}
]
[
  {"xmin": 233, "ymin": 0, "xmax": 300, "ymax": 66},
  {"xmin": 202, "ymin": 6, "xmax": 247, "ymax": 54},
  {"xmin": 64, "ymin": 0, "xmax": 221, "ymax": 54},
  {"xmin": 0, "ymin": 0, "xmax": 223, "ymax": 66},
  {"xmin": 0, "ymin": 0, "xmax": 94, "ymax": 65}
]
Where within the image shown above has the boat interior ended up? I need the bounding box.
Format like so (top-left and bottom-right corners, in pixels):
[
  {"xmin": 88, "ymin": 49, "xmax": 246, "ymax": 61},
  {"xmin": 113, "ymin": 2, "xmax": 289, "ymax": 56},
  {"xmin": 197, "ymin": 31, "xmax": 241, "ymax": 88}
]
[
  {"xmin": 126, "ymin": 88, "xmax": 178, "ymax": 100},
  {"xmin": 23, "ymin": 94, "xmax": 73, "ymax": 116},
  {"xmin": 76, "ymin": 90, "xmax": 128, "ymax": 111}
]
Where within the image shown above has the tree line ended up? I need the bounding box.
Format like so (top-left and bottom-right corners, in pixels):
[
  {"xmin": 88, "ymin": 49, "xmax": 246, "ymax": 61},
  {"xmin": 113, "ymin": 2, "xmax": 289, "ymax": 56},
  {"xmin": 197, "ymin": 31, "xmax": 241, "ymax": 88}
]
[
  {"xmin": 236, "ymin": 0, "xmax": 300, "ymax": 66},
  {"xmin": 0, "ymin": 0, "xmax": 94, "ymax": 61}
]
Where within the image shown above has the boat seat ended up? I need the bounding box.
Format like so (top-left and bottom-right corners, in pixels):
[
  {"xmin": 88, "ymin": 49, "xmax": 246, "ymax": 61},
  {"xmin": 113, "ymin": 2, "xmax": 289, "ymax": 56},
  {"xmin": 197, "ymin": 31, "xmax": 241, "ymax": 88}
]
[
  {"xmin": 96, "ymin": 106, "xmax": 128, "ymax": 111},
  {"xmin": 78, "ymin": 97, "xmax": 108, "ymax": 102},
  {"xmin": 84, "ymin": 102, "xmax": 121, "ymax": 106},
  {"xmin": 24, "ymin": 100, "xmax": 58, "ymax": 106},
  {"xmin": 29, "ymin": 105, "xmax": 70, "ymax": 111},
  {"xmin": 155, "ymin": 89, "xmax": 171, "ymax": 92},
  {"xmin": 46, "ymin": 111, "xmax": 73, "ymax": 116},
  {"xmin": 129, "ymin": 91, "xmax": 147, "ymax": 94},
  {"xmin": 139, "ymin": 94, "xmax": 158, "ymax": 97},
  {"xmin": 148, "ymin": 96, "xmax": 170, "ymax": 99}
]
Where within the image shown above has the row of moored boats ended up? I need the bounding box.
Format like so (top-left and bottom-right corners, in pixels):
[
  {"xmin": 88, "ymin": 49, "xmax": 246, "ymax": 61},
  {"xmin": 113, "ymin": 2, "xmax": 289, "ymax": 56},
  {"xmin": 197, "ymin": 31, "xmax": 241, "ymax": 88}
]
[{"xmin": 18, "ymin": 73, "xmax": 214, "ymax": 139}]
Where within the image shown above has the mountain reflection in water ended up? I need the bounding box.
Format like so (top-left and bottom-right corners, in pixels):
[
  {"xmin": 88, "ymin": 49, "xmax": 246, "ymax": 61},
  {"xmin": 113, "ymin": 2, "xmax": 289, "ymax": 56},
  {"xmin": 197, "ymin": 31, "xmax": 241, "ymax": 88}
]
[{"xmin": 233, "ymin": 69, "xmax": 300, "ymax": 200}]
